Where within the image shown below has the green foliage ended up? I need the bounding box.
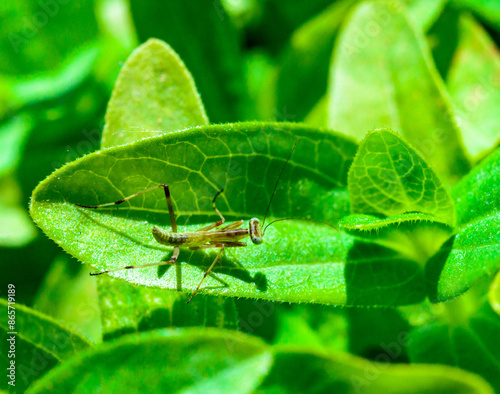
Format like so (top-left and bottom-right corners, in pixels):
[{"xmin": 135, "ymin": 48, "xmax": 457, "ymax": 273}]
[
  {"xmin": 3, "ymin": 0, "xmax": 500, "ymax": 391},
  {"xmin": 27, "ymin": 328, "xmax": 493, "ymax": 393}
]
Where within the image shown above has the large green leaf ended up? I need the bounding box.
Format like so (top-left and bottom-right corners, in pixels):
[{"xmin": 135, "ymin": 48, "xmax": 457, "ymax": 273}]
[
  {"xmin": 101, "ymin": 39, "xmax": 208, "ymax": 148},
  {"xmin": 0, "ymin": 298, "xmax": 91, "ymax": 392},
  {"xmin": 31, "ymin": 122, "xmax": 427, "ymax": 306},
  {"xmin": 447, "ymin": 15, "xmax": 500, "ymax": 159},
  {"xmin": 427, "ymin": 148, "xmax": 500, "ymax": 301},
  {"xmin": 348, "ymin": 130, "xmax": 455, "ymax": 226},
  {"xmin": 129, "ymin": 0, "xmax": 247, "ymax": 123},
  {"xmin": 328, "ymin": 0, "xmax": 470, "ymax": 182},
  {"xmin": 26, "ymin": 328, "xmax": 493, "ymax": 393}
]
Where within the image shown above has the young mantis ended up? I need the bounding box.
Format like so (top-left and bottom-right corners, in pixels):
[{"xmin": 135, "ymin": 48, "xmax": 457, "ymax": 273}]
[{"xmin": 76, "ymin": 138, "xmax": 329, "ymax": 303}]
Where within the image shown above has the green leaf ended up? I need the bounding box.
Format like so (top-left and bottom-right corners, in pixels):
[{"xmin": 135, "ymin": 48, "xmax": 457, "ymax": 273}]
[
  {"xmin": 129, "ymin": 0, "xmax": 248, "ymax": 123},
  {"xmin": 447, "ymin": 15, "xmax": 500, "ymax": 159},
  {"xmin": 276, "ymin": 0, "xmax": 356, "ymax": 120},
  {"xmin": 0, "ymin": 298, "xmax": 92, "ymax": 391},
  {"xmin": 30, "ymin": 122, "xmax": 426, "ymax": 306},
  {"xmin": 26, "ymin": 328, "xmax": 493, "ymax": 393},
  {"xmin": 97, "ymin": 276, "xmax": 238, "ymax": 341},
  {"xmin": 101, "ymin": 39, "xmax": 208, "ymax": 148},
  {"xmin": 339, "ymin": 213, "xmax": 452, "ymax": 264},
  {"xmin": 348, "ymin": 130, "xmax": 456, "ymax": 226},
  {"xmin": 27, "ymin": 328, "xmax": 272, "ymax": 393},
  {"xmin": 409, "ymin": 301, "xmax": 500, "ymax": 392},
  {"xmin": 328, "ymin": 0, "xmax": 470, "ymax": 181},
  {"xmin": 427, "ymin": 148, "xmax": 500, "ymax": 301}
]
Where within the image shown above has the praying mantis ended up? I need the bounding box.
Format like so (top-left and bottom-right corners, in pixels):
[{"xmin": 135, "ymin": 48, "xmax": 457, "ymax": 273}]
[{"xmin": 76, "ymin": 138, "xmax": 334, "ymax": 302}]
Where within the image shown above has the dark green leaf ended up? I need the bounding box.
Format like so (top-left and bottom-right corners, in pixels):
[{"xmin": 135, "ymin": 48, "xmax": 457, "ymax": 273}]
[
  {"xmin": 348, "ymin": 130, "xmax": 456, "ymax": 226},
  {"xmin": 328, "ymin": 0, "xmax": 470, "ymax": 181},
  {"xmin": 27, "ymin": 328, "xmax": 272, "ymax": 393},
  {"xmin": 101, "ymin": 39, "xmax": 208, "ymax": 148},
  {"xmin": 129, "ymin": 0, "xmax": 247, "ymax": 123},
  {"xmin": 447, "ymin": 15, "xmax": 500, "ymax": 158},
  {"xmin": 0, "ymin": 298, "xmax": 92, "ymax": 391},
  {"xmin": 409, "ymin": 301, "xmax": 500, "ymax": 392},
  {"xmin": 97, "ymin": 276, "xmax": 238, "ymax": 341},
  {"xmin": 427, "ymin": 148, "xmax": 500, "ymax": 301}
]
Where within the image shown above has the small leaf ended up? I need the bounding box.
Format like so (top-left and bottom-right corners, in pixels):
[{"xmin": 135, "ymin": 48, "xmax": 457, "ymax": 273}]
[
  {"xmin": 27, "ymin": 328, "xmax": 272, "ymax": 393},
  {"xmin": 427, "ymin": 148, "xmax": 500, "ymax": 301},
  {"xmin": 339, "ymin": 213, "xmax": 452, "ymax": 264},
  {"xmin": 101, "ymin": 39, "xmax": 208, "ymax": 148},
  {"xmin": 447, "ymin": 15, "xmax": 500, "ymax": 158},
  {"xmin": 328, "ymin": 0, "xmax": 470, "ymax": 181},
  {"xmin": 0, "ymin": 298, "xmax": 92, "ymax": 392},
  {"xmin": 348, "ymin": 129, "xmax": 456, "ymax": 226}
]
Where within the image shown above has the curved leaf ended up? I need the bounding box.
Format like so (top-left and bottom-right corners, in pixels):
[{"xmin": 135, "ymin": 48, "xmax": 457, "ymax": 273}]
[
  {"xmin": 328, "ymin": 0, "xmax": 470, "ymax": 181},
  {"xmin": 427, "ymin": 148, "xmax": 500, "ymax": 301},
  {"xmin": 0, "ymin": 298, "xmax": 91, "ymax": 391},
  {"xmin": 27, "ymin": 329, "xmax": 272, "ymax": 393},
  {"xmin": 101, "ymin": 39, "xmax": 208, "ymax": 148},
  {"xmin": 348, "ymin": 129, "xmax": 455, "ymax": 226}
]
